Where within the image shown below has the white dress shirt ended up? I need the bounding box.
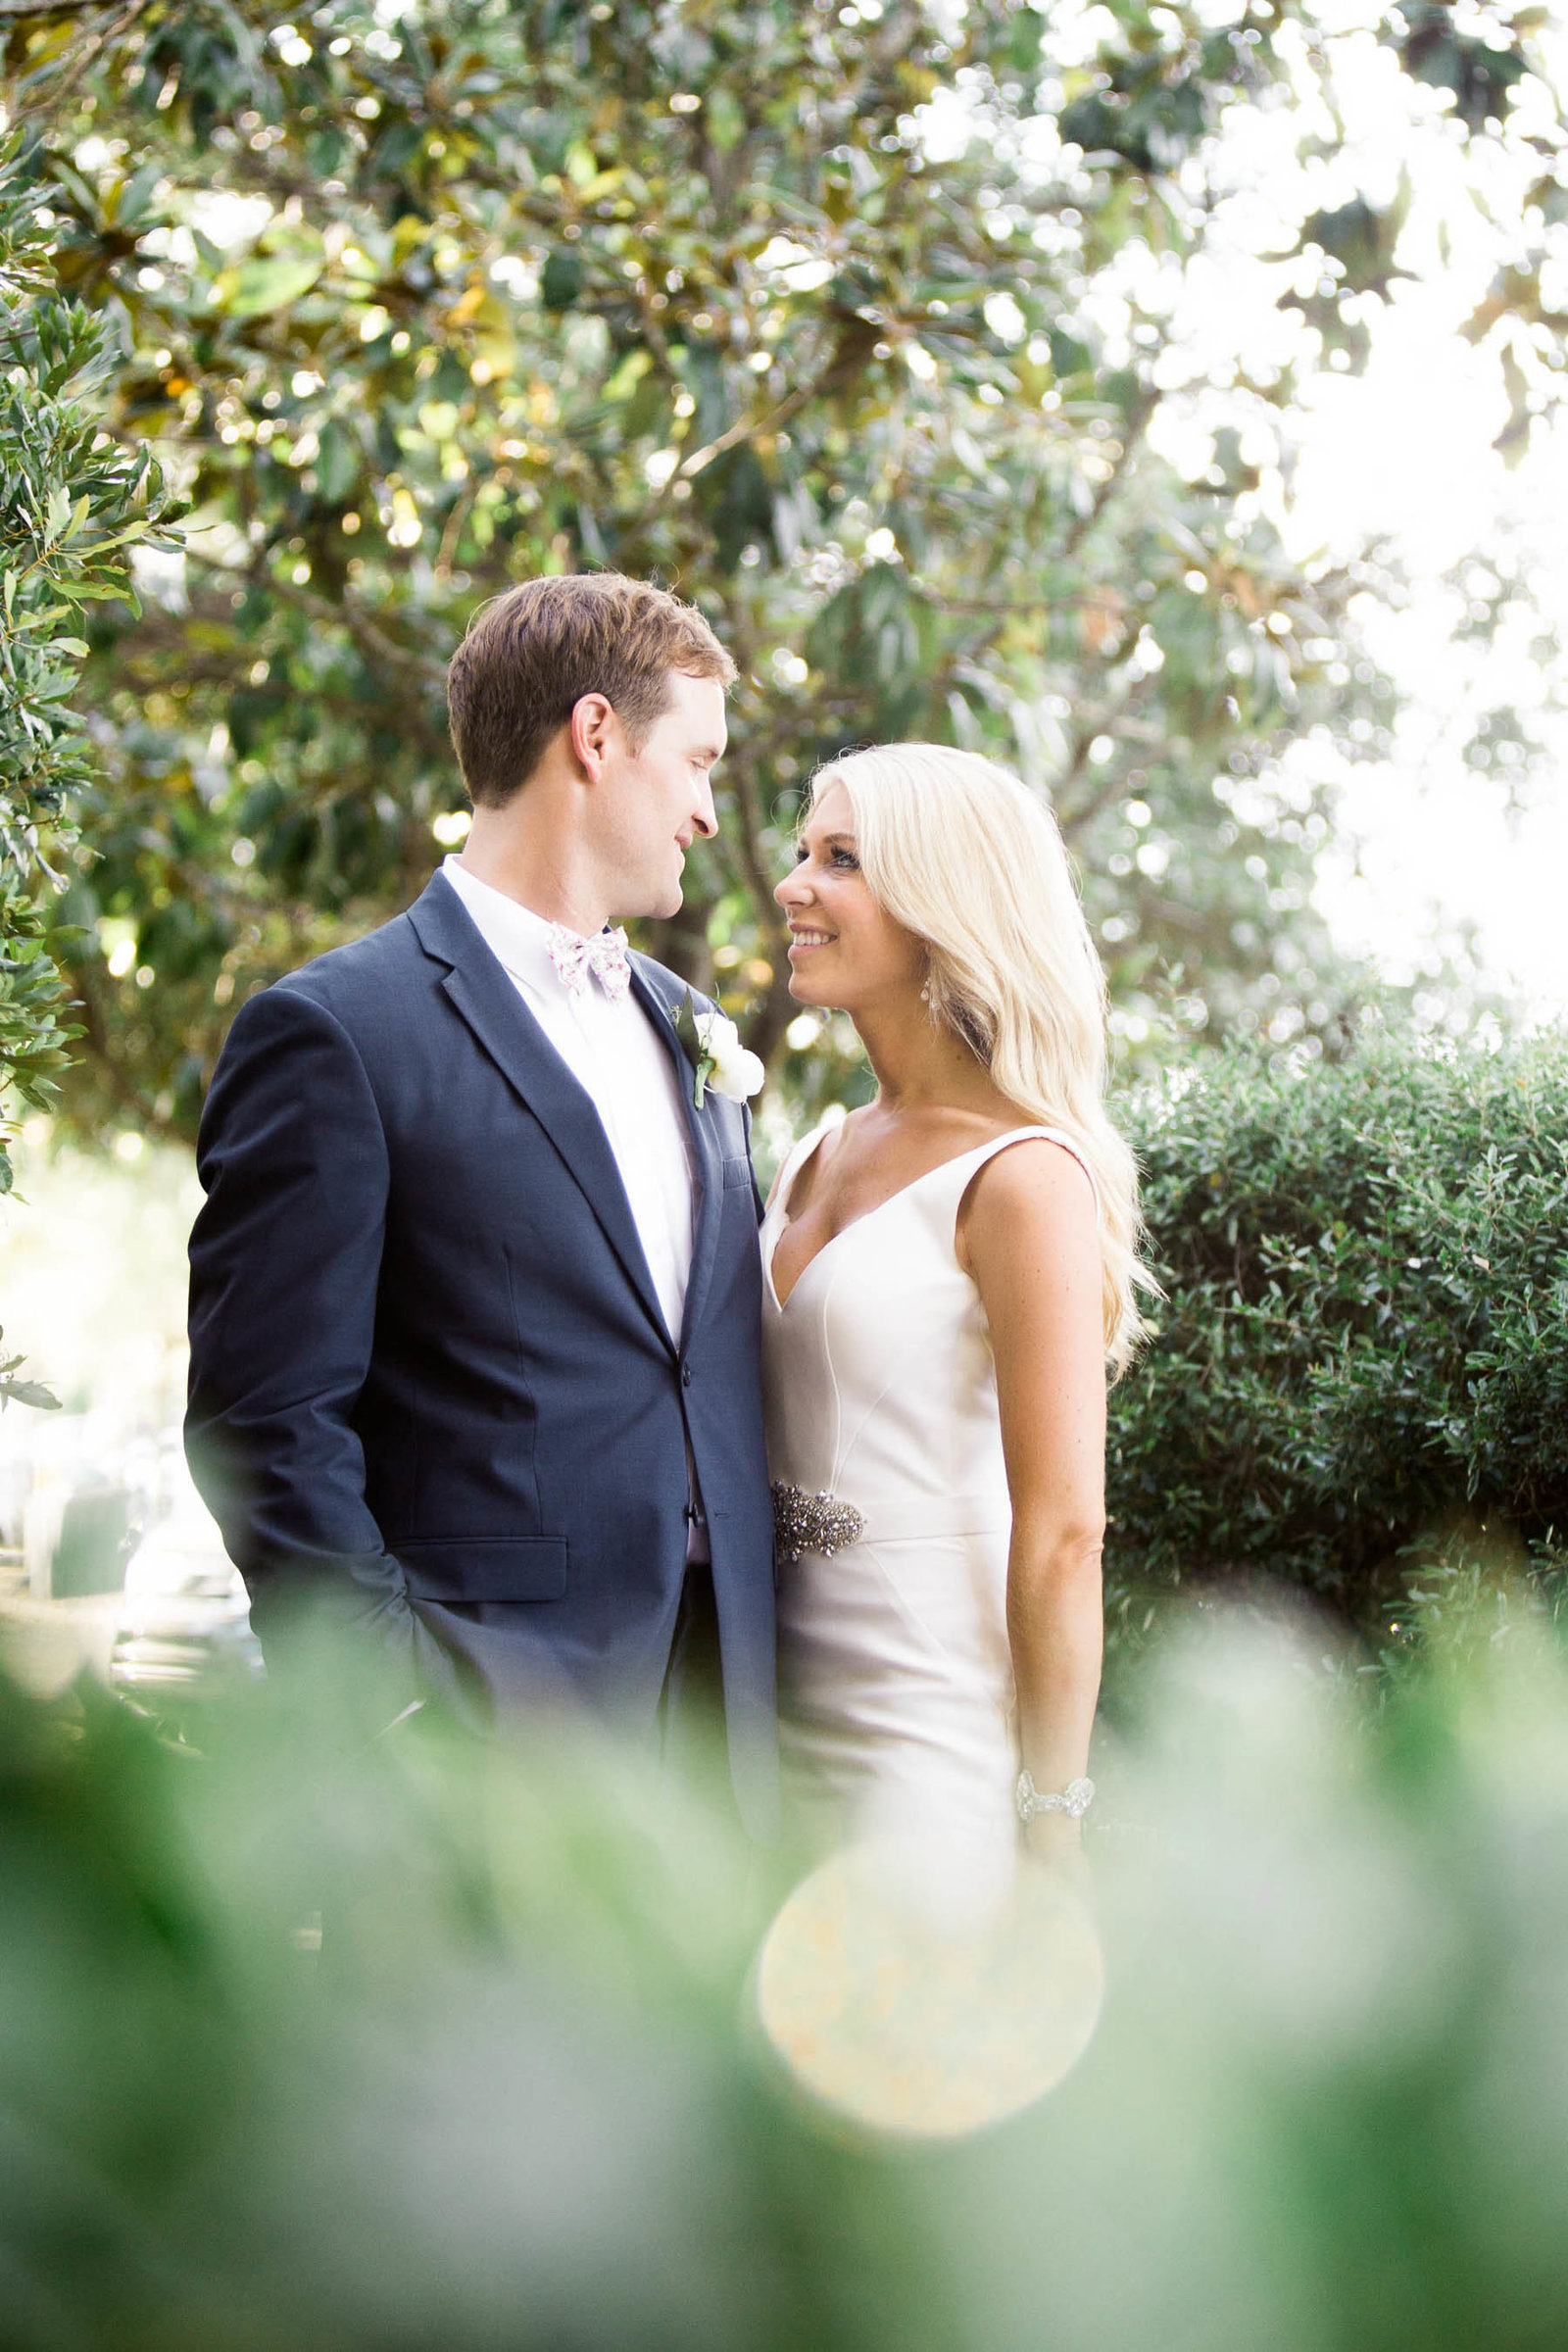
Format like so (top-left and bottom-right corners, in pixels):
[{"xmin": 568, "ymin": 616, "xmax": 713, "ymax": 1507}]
[{"xmin": 440, "ymin": 857, "xmax": 699, "ymax": 1344}]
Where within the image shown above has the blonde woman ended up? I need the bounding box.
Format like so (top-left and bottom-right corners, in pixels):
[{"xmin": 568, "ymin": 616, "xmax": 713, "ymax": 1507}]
[{"xmin": 762, "ymin": 745, "xmax": 1147, "ymax": 1894}]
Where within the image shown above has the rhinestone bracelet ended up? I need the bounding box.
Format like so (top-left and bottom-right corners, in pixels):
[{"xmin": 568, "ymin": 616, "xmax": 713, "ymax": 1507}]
[{"xmin": 1015, "ymin": 1770, "xmax": 1095, "ymax": 1825}]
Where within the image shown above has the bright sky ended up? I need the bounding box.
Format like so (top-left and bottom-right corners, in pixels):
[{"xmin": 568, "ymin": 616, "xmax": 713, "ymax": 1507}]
[
  {"xmin": 1178, "ymin": 5, "xmax": 1568, "ymax": 1020},
  {"xmin": 1298, "ymin": 372, "xmax": 1568, "ymax": 1021}
]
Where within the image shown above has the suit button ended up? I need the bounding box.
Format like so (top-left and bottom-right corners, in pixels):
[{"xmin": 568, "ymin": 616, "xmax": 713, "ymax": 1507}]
[{"xmin": 680, "ymin": 1364, "xmax": 693, "ymax": 1388}]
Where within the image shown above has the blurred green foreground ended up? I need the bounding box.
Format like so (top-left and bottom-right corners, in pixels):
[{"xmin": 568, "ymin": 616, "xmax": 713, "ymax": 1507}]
[{"xmin": 2, "ymin": 1592, "xmax": 1566, "ymax": 2352}]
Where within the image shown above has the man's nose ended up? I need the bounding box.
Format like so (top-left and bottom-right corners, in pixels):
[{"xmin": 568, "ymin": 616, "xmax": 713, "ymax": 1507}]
[{"xmin": 693, "ymin": 773, "xmax": 717, "ymax": 839}]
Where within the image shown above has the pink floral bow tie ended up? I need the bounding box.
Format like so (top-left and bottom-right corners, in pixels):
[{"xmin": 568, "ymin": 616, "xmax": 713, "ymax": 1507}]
[{"xmin": 547, "ymin": 922, "xmax": 632, "ymax": 1004}]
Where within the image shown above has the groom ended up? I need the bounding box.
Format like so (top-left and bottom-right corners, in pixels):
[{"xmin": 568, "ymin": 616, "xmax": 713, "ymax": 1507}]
[{"xmin": 185, "ymin": 573, "xmax": 778, "ymax": 1839}]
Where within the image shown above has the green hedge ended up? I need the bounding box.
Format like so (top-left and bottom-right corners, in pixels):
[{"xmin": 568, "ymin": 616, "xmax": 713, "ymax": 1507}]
[{"xmin": 1107, "ymin": 1027, "xmax": 1568, "ymax": 1648}]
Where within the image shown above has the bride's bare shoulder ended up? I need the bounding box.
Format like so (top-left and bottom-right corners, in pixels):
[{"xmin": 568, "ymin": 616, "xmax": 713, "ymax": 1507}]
[{"xmin": 955, "ymin": 1132, "xmax": 1099, "ymax": 1274}]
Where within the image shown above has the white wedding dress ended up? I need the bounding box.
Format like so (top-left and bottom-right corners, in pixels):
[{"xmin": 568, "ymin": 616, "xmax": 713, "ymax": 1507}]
[{"xmin": 760, "ymin": 1121, "xmax": 1098, "ymax": 1901}]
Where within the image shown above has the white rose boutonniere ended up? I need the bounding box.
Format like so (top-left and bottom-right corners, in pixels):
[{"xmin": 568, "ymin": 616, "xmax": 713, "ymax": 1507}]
[{"xmin": 671, "ymin": 990, "xmax": 765, "ymax": 1109}]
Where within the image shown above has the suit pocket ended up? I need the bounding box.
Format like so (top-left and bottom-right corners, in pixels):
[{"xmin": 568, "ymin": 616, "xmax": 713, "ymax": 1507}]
[
  {"xmin": 395, "ymin": 1536, "xmax": 568, "ymax": 1603},
  {"xmin": 721, "ymin": 1154, "xmax": 755, "ymax": 1191}
]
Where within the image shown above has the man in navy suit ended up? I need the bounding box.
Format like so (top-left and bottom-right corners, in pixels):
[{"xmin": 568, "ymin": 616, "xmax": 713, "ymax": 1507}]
[{"xmin": 186, "ymin": 574, "xmax": 777, "ymax": 1838}]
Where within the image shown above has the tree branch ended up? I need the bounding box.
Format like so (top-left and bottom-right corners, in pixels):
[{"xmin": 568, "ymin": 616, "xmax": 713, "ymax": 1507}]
[
  {"xmin": 66, "ymin": 958, "xmax": 178, "ymax": 1139},
  {"xmin": 19, "ymin": 0, "xmax": 152, "ymax": 122},
  {"xmin": 181, "ymin": 545, "xmax": 450, "ymax": 692},
  {"xmin": 1054, "ymin": 671, "xmax": 1163, "ymax": 832},
  {"xmin": 1059, "ymin": 387, "xmax": 1159, "ymax": 566},
  {"xmin": 616, "ymin": 315, "xmax": 878, "ymax": 554}
]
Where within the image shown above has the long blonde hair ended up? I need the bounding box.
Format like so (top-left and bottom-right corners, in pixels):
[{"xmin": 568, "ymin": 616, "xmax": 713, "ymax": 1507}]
[{"xmin": 809, "ymin": 744, "xmax": 1152, "ymax": 1371}]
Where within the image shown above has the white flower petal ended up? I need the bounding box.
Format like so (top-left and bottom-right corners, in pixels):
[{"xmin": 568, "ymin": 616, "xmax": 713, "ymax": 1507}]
[{"xmin": 710, "ymin": 1048, "xmax": 765, "ymax": 1102}]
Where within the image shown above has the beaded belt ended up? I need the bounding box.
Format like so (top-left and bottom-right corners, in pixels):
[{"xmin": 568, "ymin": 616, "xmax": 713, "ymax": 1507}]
[
  {"xmin": 770, "ymin": 1483, "xmax": 865, "ymax": 1560},
  {"xmin": 770, "ymin": 1484, "xmax": 1011, "ymax": 1559}
]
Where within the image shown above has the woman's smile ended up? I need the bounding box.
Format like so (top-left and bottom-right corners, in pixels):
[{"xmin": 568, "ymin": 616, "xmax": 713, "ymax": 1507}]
[{"xmin": 788, "ymin": 925, "xmax": 837, "ymax": 957}]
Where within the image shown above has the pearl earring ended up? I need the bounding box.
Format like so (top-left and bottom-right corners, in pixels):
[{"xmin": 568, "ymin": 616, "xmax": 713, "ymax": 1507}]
[{"xmin": 920, "ymin": 979, "xmax": 932, "ymax": 1004}]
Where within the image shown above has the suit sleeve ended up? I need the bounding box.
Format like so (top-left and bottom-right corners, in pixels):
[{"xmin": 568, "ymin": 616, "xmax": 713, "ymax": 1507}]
[{"xmin": 185, "ymin": 982, "xmax": 419, "ymax": 1695}]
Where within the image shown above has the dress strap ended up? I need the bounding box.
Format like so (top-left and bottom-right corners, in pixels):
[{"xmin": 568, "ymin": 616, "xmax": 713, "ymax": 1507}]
[
  {"xmin": 955, "ymin": 1125, "xmax": 1102, "ymax": 1225},
  {"xmin": 768, "ymin": 1118, "xmax": 838, "ymax": 1221}
]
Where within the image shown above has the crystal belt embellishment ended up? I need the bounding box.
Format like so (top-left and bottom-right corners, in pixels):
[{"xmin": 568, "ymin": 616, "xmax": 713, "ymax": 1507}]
[{"xmin": 770, "ymin": 1483, "xmax": 866, "ymax": 1560}]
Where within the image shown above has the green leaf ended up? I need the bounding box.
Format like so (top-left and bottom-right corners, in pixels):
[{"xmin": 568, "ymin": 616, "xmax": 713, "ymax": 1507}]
[
  {"xmin": 213, "ymin": 253, "xmax": 326, "ymax": 318},
  {"xmin": 541, "ymin": 249, "xmax": 583, "ymax": 311},
  {"xmin": 75, "ymin": 521, "xmax": 153, "ymax": 557},
  {"xmin": 315, "ymin": 418, "xmax": 361, "ymax": 504},
  {"xmin": 707, "ymin": 88, "xmax": 746, "ymax": 154},
  {"xmin": 671, "ymin": 990, "xmax": 710, "ymax": 1108}
]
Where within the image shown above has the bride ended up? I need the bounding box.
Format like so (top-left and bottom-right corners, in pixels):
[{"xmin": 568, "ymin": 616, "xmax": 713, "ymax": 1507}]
[{"xmin": 761, "ymin": 745, "xmax": 1148, "ymax": 1900}]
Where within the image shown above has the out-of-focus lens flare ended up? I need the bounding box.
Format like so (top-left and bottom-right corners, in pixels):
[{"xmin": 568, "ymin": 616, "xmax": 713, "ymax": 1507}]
[{"xmin": 754, "ymin": 1839, "xmax": 1104, "ymax": 2139}]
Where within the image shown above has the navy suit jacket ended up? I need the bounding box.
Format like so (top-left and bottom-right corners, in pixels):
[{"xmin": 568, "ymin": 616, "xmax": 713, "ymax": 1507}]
[{"xmin": 185, "ymin": 869, "xmax": 778, "ymax": 1838}]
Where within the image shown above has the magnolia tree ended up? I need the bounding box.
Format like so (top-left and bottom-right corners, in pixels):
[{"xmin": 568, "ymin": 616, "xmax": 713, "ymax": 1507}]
[{"xmin": 0, "ymin": 0, "xmax": 1562, "ymax": 1148}]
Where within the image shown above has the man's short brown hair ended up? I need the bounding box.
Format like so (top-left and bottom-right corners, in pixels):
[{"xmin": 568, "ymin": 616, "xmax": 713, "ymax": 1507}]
[{"xmin": 446, "ymin": 572, "xmax": 736, "ymax": 808}]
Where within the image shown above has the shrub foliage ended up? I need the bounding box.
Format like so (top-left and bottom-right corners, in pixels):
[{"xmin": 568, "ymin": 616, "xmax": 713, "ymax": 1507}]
[
  {"xmin": 0, "ymin": 135, "xmax": 174, "ymax": 1183},
  {"xmin": 0, "ymin": 131, "xmax": 176, "ymax": 1406},
  {"xmin": 1109, "ymin": 1028, "xmax": 1568, "ymax": 1642},
  {"xmin": 5, "ymin": 1609, "xmax": 1568, "ymax": 2351}
]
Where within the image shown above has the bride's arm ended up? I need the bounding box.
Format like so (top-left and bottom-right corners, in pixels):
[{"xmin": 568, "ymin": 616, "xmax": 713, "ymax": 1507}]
[{"xmin": 960, "ymin": 1141, "xmax": 1107, "ymax": 1862}]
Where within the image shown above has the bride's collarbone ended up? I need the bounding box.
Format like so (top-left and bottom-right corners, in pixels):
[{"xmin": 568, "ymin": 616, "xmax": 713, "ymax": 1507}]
[
  {"xmin": 788, "ymin": 1106, "xmax": 1019, "ymax": 1240},
  {"xmin": 771, "ymin": 1113, "xmax": 1013, "ymax": 1307}
]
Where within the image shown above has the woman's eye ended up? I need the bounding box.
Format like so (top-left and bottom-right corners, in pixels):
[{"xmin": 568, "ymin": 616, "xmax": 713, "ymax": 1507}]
[{"xmin": 832, "ymin": 847, "xmax": 859, "ymax": 869}]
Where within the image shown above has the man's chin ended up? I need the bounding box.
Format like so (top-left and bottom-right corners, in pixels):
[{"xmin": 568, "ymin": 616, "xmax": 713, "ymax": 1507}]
[{"xmin": 613, "ymin": 884, "xmax": 683, "ymax": 925}]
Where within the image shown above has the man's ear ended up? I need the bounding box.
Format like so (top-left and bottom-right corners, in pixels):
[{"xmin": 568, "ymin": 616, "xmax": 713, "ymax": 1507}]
[{"xmin": 567, "ymin": 692, "xmax": 616, "ymax": 781}]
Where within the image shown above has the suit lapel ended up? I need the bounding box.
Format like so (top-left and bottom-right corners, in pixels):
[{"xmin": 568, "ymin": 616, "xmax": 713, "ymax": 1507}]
[
  {"xmin": 409, "ymin": 877, "xmax": 672, "ymax": 1350},
  {"xmin": 629, "ymin": 958, "xmax": 723, "ymax": 1350}
]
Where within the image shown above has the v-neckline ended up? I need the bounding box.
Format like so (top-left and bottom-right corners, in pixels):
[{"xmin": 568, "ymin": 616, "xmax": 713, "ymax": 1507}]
[{"xmin": 765, "ymin": 1125, "xmax": 1038, "ymax": 1313}]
